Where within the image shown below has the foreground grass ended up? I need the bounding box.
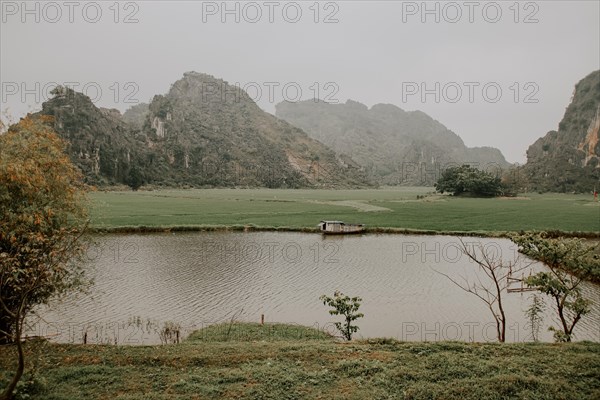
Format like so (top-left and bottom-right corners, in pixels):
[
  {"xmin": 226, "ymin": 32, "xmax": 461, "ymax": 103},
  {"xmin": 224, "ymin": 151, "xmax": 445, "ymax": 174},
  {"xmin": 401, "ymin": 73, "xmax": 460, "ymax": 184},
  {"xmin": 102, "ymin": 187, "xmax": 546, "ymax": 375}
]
[
  {"xmin": 1, "ymin": 323, "xmax": 599, "ymax": 399},
  {"xmin": 89, "ymin": 188, "xmax": 600, "ymax": 235}
]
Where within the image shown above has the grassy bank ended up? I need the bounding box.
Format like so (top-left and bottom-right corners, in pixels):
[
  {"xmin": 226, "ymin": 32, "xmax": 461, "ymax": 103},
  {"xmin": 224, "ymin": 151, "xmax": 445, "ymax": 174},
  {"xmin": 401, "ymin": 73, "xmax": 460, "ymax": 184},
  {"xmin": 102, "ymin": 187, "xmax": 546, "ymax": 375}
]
[
  {"xmin": 89, "ymin": 188, "xmax": 600, "ymax": 235},
  {"xmin": 1, "ymin": 323, "xmax": 599, "ymax": 399}
]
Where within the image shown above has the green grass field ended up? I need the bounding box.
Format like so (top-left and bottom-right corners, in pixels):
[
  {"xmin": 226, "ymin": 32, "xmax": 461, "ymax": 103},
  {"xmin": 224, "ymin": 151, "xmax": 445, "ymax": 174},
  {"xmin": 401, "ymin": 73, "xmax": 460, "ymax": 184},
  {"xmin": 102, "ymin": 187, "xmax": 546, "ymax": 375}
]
[
  {"xmin": 89, "ymin": 188, "xmax": 600, "ymax": 234},
  {"xmin": 1, "ymin": 323, "xmax": 599, "ymax": 399}
]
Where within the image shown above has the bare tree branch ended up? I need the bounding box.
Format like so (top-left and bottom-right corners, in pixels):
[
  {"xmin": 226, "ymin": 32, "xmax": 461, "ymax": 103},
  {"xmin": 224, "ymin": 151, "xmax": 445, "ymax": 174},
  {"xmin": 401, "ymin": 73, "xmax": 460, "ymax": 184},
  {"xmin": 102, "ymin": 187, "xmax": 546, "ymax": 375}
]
[{"xmin": 432, "ymin": 238, "xmax": 533, "ymax": 342}]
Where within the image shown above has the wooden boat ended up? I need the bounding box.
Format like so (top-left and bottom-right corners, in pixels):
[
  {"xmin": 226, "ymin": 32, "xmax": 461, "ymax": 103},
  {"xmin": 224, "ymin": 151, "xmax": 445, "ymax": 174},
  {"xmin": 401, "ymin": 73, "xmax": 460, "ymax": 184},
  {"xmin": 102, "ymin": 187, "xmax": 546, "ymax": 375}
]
[{"xmin": 318, "ymin": 220, "xmax": 365, "ymax": 234}]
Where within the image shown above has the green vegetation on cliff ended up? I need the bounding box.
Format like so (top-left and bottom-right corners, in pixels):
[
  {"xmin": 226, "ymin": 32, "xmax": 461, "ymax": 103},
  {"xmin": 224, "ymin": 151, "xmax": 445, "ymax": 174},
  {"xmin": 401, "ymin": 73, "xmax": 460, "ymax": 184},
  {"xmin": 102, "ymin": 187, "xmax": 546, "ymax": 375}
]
[
  {"xmin": 521, "ymin": 70, "xmax": 600, "ymax": 192},
  {"xmin": 35, "ymin": 73, "xmax": 369, "ymax": 189}
]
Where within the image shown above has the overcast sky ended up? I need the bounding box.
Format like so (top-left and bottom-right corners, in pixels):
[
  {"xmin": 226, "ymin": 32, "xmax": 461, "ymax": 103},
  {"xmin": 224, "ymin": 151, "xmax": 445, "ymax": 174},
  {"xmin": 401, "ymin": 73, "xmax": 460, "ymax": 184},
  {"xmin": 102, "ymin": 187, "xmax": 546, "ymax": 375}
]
[{"xmin": 1, "ymin": 0, "xmax": 599, "ymax": 163}]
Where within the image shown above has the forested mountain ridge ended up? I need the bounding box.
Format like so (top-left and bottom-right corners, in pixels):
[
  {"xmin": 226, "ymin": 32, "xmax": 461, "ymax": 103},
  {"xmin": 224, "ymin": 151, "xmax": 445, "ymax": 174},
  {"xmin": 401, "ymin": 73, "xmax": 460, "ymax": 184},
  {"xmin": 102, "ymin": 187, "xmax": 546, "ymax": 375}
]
[
  {"xmin": 34, "ymin": 72, "xmax": 369, "ymax": 188},
  {"xmin": 276, "ymin": 99, "xmax": 511, "ymax": 185},
  {"xmin": 32, "ymin": 70, "xmax": 598, "ymax": 191}
]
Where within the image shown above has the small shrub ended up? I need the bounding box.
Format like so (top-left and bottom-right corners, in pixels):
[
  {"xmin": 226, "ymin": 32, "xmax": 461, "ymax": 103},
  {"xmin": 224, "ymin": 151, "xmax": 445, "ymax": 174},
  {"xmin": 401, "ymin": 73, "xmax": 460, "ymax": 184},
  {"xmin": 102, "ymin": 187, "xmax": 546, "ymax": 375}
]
[
  {"xmin": 525, "ymin": 294, "xmax": 545, "ymax": 342},
  {"xmin": 320, "ymin": 291, "xmax": 364, "ymax": 341},
  {"xmin": 158, "ymin": 321, "xmax": 182, "ymax": 344}
]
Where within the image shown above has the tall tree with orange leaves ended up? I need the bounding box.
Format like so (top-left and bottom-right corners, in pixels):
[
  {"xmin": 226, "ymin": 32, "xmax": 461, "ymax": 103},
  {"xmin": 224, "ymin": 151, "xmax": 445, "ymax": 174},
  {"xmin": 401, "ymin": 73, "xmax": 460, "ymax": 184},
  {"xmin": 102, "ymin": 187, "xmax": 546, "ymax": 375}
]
[{"xmin": 0, "ymin": 115, "xmax": 89, "ymax": 400}]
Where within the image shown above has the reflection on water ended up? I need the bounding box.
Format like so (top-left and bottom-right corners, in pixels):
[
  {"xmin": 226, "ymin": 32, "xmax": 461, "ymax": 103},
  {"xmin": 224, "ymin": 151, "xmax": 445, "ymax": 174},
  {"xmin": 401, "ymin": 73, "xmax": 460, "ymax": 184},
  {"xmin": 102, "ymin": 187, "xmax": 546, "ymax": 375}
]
[{"xmin": 28, "ymin": 232, "xmax": 600, "ymax": 344}]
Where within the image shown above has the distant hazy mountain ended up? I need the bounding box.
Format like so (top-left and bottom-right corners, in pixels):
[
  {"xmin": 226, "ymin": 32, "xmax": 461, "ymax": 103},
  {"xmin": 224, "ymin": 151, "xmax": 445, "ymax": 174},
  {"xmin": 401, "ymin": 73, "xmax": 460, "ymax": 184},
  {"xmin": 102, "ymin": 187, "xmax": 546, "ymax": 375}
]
[
  {"xmin": 121, "ymin": 102, "xmax": 149, "ymax": 130},
  {"xmin": 520, "ymin": 70, "xmax": 600, "ymax": 192},
  {"xmin": 35, "ymin": 72, "xmax": 369, "ymax": 188},
  {"xmin": 276, "ymin": 99, "xmax": 511, "ymax": 185}
]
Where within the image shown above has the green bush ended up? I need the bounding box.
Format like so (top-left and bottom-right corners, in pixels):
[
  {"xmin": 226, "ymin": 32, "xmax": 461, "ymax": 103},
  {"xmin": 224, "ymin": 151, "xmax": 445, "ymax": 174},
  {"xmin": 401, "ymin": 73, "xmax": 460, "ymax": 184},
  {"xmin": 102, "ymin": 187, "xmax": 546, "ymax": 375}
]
[{"xmin": 435, "ymin": 165, "xmax": 503, "ymax": 197}]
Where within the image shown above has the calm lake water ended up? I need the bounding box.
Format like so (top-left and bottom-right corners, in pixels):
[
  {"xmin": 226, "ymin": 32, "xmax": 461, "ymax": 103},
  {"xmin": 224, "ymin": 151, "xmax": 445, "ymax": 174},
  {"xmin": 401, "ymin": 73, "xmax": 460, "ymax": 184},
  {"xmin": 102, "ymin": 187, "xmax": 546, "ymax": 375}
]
[{"xmin": 29, "ymin": 232, "xmax": 600, "ymax": 344}]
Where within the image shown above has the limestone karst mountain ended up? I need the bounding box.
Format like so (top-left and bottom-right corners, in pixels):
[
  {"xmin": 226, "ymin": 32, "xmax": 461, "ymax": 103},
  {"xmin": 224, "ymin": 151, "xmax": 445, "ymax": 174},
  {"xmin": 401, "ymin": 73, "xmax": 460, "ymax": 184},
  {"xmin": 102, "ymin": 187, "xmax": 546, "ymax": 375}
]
[
  {"xmin": 35, "ymin": 72, "xmax": 369, "ymax": 188},
  {"xmin": 520, "ymin": 70, "xmax": 600, "ymax": 192},
  {"xmin": 36, "ymin": 86, "xmax": 138, "ymax": 186},
  {"xmin": 276, "ymin": 99, "xmax": 511, "ymax": 185}
]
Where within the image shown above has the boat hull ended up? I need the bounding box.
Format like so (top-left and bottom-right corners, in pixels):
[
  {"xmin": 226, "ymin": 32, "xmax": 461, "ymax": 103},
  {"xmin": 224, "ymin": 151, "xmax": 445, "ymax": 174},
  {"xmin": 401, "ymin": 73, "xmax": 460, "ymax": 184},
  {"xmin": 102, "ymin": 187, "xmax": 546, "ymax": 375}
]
[
  {"xmin": 321, "ymin": 230, "xmax": 365, "ymax": 235},
  {"xmin": 318, "ymin": 221, "xmax": 365, "ymax": 234}
]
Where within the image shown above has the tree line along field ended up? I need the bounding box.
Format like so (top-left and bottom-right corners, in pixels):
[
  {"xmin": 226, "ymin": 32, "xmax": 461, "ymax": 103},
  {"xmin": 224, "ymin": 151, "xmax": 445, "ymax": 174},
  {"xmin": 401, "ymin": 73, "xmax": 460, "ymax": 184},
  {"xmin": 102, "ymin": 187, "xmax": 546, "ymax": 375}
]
[{"xmin": 89, "ymin": 188, "xmax": 600, "ymax": 234}]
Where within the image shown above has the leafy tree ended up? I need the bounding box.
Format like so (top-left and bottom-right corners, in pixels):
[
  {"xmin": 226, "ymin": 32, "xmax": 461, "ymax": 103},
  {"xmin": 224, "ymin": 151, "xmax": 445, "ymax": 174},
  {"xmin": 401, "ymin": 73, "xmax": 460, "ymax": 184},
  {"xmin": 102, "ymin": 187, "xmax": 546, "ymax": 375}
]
[
  {"xmin": 0, "ymin": 115, "xmax": 89, "ymax": 400},
  {"xmin": 499, "ymin": 168, "xmax": 524, "ymax": 197},
  {"xmin": 320, "ymin": 291, "xmax": 364, "ymax": 341},
  {"xmin": 434, "ymin": 165, "xmax": 468, "ymax": 195},
  {"xmin": 512, "ymin": 233, "xmax": 596, "ymax": 342},
  {"xmin": 116, "ymin": 154, "xmax": 131, "ymax": 184},
  {"xmin": 98, "ymin": 144, "xmax": 116, "ymax": 179},
  {"xmin": 435, "ymin": 165, "xmax": 503, "ymax": 197},
  {"xmin": 127, "ymin": 162, "xmax": 144, "ymax": 191}
]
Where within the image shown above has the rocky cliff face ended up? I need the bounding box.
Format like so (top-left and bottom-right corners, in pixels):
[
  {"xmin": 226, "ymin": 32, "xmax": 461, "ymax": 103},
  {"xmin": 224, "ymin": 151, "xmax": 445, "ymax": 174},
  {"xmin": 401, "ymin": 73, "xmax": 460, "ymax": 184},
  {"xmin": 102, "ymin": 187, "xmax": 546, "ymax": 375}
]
[
  {"xmin": 37, "ymin": 87, "xmax": 139, "ymax": 186},
  {"xmin": 276, "ymin": 99, "xmax": 511, "ymax": 185},
  {"xmin": 35, "ymin": 73, "xmax": 368, "ymax": 188},
  {"xmin": 135, "ymin": 72, "xmax": 368, "ymax": 187},
  {"xmin": 521, "ymin": 70, "xmax": 600, "ymax": 192}
]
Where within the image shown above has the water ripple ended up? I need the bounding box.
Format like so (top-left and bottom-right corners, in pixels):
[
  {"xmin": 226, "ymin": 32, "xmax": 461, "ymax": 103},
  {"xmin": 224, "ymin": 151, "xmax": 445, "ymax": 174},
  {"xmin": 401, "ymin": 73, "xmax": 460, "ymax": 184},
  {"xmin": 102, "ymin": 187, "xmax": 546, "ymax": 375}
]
[{"xmin": 30, "ymin": 232, "xmax": 600, "ymax": 345}]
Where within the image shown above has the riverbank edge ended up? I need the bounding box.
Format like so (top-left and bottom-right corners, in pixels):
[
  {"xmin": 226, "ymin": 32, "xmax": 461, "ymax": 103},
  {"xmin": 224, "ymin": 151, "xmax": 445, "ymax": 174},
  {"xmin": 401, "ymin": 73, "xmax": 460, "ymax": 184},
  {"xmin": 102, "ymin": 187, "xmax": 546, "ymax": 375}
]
[
  {"xmin": 89, "ymin": 224, "xmax": 600, "ymax": 239},
  {"xmin": 1, "ymin": 323, "xmax": 599, "ymax": 399}
]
